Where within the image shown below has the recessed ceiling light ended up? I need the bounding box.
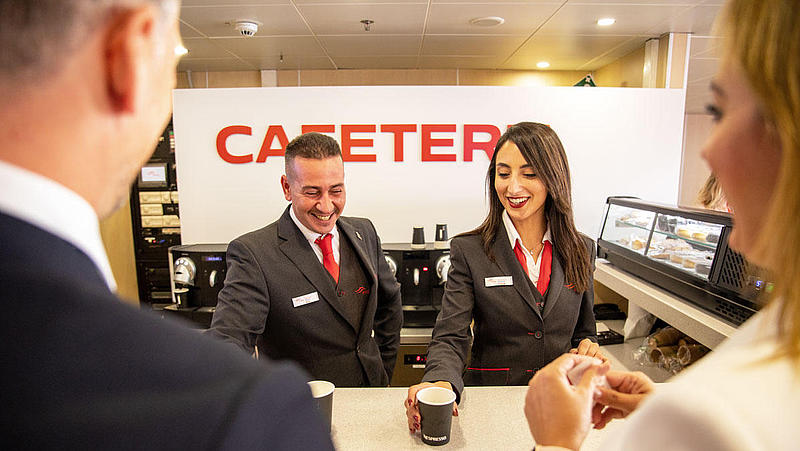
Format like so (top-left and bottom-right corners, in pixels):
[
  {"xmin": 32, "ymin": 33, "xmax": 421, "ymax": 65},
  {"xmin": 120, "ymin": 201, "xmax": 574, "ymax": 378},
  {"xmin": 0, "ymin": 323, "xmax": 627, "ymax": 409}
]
[
  {"xmin": 536, "ymin": 61, "xmax": 550, "ymax": 69},
  {"xmin": 597, "ymin": 18, "xmax": 616, "ymax": 26},
  {"xmin": 469, "ymin": 16, "xmax": 505, "ymax": 27},
  {"xmin": 174, "ymin": 45, "xmax": 188, "ymax": 56}
]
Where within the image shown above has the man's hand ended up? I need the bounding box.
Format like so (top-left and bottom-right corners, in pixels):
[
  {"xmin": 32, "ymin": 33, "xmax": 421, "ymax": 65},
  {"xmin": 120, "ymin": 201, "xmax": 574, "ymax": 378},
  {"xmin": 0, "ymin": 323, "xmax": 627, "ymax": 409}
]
[
  {"xmin": 592, "ymin": 370, "xmax": 655, "ymax": 429},
  {"xmin": 525, "ymin": 354, "xmax": 610, "ymax": 450},
  {"xmin": 569, "ymin": 338, "xmax": 608, "ymax": 362},
  {"xmin": 404, "ymin": 381, "xmax": 457, "ymax": 433}
]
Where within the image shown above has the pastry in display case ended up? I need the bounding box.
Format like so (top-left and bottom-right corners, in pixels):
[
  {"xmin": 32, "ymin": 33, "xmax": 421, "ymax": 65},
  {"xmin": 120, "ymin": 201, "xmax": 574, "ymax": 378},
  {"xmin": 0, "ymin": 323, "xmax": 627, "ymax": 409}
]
[{"xmin": 597, "ymin": 197, "xmax": 769, "ymax": 326}]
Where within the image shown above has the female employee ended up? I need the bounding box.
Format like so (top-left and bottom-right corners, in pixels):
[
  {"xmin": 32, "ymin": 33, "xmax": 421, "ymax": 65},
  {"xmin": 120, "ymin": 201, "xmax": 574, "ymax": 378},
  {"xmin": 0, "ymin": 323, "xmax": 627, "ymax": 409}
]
[
  {"xmin": 405, "ymin": 122, "xmax": 603, "ymax": 432},
  {"xmin": 525, "ymin": 0, "xmax": 800, "ymax": 449}
]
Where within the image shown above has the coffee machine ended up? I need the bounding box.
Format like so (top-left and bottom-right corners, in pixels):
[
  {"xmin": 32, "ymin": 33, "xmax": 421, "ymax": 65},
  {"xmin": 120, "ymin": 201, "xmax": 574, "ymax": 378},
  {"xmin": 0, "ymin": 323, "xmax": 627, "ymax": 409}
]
[
  {"xmin": 165, "ymin": 244, "xmax": 228, "ymax": 328},
  {"xmin": 383, "ymin": 243, "xmax": 450, "ymax": 327}
]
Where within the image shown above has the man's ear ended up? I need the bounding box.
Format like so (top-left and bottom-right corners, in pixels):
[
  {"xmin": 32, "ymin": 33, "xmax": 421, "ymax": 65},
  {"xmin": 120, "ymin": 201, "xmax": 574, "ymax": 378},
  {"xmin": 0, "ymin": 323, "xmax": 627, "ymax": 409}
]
[
  {"xmin": 104, "ymin": 5, "xmax": 158, "ymax": 113},
  {"xmin": 281, "ymin": 175, "xmax": 292, "ymax": 201}
]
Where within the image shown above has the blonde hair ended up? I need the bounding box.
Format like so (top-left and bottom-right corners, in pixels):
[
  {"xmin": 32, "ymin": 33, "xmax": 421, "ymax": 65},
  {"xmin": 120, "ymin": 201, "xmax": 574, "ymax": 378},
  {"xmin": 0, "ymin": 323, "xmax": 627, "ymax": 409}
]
[
  {"xmin": 719, "ymin": 0, "xmax": 800, "ymax": 363},
  {"xmin": 697, "ymin": 173, "xmax": 726, "ymax": 211}
]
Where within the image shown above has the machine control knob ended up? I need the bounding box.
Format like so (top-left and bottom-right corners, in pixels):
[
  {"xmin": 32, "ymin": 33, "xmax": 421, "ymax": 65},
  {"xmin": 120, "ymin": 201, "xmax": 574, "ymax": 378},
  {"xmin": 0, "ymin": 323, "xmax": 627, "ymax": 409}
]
[
  {"xmin": 413, "ymin": 268, "xmax": 420, "ymax": 286},
  {"xmin": 209, "ymin": 269, "xmax": 218, "ymax": 288},
  {"xmin": 173, "ymin": 257, "xmax": 197, "ymax": 286},
  {"xmin": 384, "ymin": 255, "xmax": 398, "ymax": 277},
  {"xmin": 435, "ymin": 255, "xmax": 451, "ymax": 285}
]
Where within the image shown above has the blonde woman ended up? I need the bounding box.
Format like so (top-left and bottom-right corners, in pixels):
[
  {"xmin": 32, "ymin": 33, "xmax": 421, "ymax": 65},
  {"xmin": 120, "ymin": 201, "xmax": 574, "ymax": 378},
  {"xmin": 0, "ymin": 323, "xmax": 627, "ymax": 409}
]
[{"xmin": 524, "ymin": 0, "xmax": 800, "ymax": 449}]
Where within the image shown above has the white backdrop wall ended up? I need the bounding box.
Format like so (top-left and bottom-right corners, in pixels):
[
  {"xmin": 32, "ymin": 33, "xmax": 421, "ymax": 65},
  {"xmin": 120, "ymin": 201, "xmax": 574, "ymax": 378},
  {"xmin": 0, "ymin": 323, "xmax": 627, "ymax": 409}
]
[{"xmin": 172, "ymin": 86, "xmax": 685, "ymax": 245}]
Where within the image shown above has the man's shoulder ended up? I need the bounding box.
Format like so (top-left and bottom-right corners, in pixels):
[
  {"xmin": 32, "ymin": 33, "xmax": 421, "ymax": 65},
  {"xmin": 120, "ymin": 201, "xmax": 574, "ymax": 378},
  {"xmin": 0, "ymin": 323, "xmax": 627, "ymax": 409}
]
[
  {"xmin": 450, "ymin": 232, "xmax": 483, "ymax": 250},
  {"xmin": 232, "ymin": 220, "xmax": 281, "ymax": 245},
  {"xmin": 338, "ymin": 216, "xmax": 376, "ymax": 237}
]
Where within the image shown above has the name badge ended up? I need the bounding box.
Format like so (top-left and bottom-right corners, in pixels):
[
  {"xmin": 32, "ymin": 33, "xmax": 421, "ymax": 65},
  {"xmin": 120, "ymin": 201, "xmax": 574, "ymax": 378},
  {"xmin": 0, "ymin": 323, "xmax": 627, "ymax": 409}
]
[
  {"xmin": 292, "ymin": 291, "xmax": 320, "ymax": 308},
  {"xmin": 485, "ymin": 276, "xmax": 513, "ymax": 287}
]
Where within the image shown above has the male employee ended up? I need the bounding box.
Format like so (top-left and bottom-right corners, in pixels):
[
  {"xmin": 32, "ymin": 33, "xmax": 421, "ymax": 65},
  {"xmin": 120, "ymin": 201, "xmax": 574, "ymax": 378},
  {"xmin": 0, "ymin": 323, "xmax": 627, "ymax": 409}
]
[
  {"xmin": 0, "ymin": 1, "xmax": 332, "ymax": 449},
  {"xmin": 208, "ymin": 132, "xmax": 403, "ymax": 387}
]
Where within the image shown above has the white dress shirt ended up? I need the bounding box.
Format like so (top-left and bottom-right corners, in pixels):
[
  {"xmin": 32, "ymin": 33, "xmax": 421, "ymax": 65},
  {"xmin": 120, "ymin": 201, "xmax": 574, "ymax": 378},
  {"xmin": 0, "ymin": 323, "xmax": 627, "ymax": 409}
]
[
  {"xmin": 0, "ymin": 160, "xmax": 117, "ymax": 291},
  {"xmin": 289, "ymin": 206, "xmax": 341, "ymax": 265},
  {"xmin": 503, "ymin": 210, "xmax": 551, "ymax": 285}
]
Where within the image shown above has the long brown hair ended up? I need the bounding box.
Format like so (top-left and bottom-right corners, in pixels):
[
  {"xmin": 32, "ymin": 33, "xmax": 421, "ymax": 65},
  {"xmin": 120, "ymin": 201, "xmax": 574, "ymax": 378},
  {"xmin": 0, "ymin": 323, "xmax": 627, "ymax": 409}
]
[{"xmin": 467, "ymin": 122, "xmax": 592, "ymax": 292}]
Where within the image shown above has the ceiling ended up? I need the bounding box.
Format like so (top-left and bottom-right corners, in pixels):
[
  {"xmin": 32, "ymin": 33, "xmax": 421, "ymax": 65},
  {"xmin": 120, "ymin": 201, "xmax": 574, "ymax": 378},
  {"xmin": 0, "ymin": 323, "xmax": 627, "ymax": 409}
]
[{"xmin": 178, "ymin": 0, "xmax": 722, "ymax": 113}]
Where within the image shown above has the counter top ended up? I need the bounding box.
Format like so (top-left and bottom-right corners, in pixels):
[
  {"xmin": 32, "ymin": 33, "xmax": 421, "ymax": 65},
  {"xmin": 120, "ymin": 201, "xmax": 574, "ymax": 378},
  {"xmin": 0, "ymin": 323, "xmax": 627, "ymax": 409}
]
[
  {"xmin": 594, "ymin": 259, "xmax": 737, "ymax": 349},
  {"xmin": 330, "ymin": 386, "xmax": 626, "ymax": 450}
]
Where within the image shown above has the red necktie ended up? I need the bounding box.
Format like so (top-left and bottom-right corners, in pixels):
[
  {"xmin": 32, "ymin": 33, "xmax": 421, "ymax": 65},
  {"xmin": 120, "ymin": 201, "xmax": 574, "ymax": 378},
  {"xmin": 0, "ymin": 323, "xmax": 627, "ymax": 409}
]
[
  {"xmin": 513, "ymin": 239, "xmax": 552, "ymax": 296},
  {"xmin": 315, "ymin": 234, "xmax": 339, "ymax": 283}
]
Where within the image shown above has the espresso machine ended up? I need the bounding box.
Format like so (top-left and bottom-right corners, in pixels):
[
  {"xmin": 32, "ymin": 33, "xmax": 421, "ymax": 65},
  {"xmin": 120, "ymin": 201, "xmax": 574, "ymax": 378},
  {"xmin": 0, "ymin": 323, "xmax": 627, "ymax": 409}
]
[
  {"xmin": 384, "ymin": 231, "xmax": 452, "ymax": 386},
  {"xmin": 165, "ymin": 244, "xmax": 228, "ymax": 328}
]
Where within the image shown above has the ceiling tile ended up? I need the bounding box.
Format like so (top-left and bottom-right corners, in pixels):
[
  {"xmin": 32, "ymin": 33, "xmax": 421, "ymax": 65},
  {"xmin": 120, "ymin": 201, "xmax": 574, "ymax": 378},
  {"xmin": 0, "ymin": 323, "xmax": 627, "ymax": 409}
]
[
  {"xmin": 297, "ymin": 4, "xmax": 428, "ymax": 35},
  {"xmin": 243, "ymin": 56, "xmax": 336, "ymax": 70},
  {"xmin": 180, "ymin": 5, "xmax": 310, "ymax": 37},
  {"xmin": 182, "ymin": 0, "xmax": 289, "ymax": 4},
  {"xmin": 318, "ymin": 36, "xmax": 421, "ymax": 57},
  {"xmin": 295, "ymin": 0, "xmax": 424, "ymax": 3},
  {"xmin": 419, "ymin": 56, "xmax": 505, "ymax": 69},
  {"xmin": 332, "ymin": 56, "xmax": 421, "ymax": 69},
  {"xmin": 421, "ymin": 35, "xmax": 527, "ymax": 56},
  {"xmin": 578, "ymin": 36, "xmax": 648, "ymax": 70},
  {"xmin": 182, "ymin": 37, "xmax": 238, "ymax": 58},
  {"xmin": 210, "ymin": 36, "xmax": 328, "ymax": 58},
  {"xmin": 647, "ymin": 4, "xmax": 722, "ymax": 35},
  {"xmin": 179, "ymin": 20, "xmax": 204, "ymax": 38},
  {"xmin": 177, "ymin": 58, "xmax": 256, "ymax": 72},
  {"xmin": 538, "ymin": 3, "xmax": 694, "ymax": 35},
  {"xmin": 502, "ymin": 34, "xmax": 633, "ymax": 70},
  {"xmin": 426, "ymin": 3, "xmax": 562, "ymax": 35}
]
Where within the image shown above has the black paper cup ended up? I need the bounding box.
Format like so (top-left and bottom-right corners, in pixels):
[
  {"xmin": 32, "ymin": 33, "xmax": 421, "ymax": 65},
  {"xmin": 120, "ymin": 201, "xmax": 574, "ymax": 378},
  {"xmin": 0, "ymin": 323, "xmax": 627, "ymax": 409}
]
[
  {"xmin": 307, "ymin": 380, "xmax": 334, "ymax": 432},
  {"xmin": 416, "ymin": 387, "xmax": 456, "ymax": 446}
]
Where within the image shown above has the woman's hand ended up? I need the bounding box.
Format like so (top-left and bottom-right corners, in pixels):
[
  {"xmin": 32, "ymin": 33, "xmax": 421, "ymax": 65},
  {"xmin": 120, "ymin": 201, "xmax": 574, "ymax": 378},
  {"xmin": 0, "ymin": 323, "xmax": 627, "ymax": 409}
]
[
  {"xmin": 404, "ymin": 381, "xmax": 457, "ymax": 433},
  {"xmin": 570, "ymin": 337, "xmax": 608, "ymax": 362},
  {"xmin": 525, "ymin": 354, "xmax": 610, "ymax": 450},
  {"xmin": 592, "ymin": 370, "xmax": 655, "ymax": 429}
]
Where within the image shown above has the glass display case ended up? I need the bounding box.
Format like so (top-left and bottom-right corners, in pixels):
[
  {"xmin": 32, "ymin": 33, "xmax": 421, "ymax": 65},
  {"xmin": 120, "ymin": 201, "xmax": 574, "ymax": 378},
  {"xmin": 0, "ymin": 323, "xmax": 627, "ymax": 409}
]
[{"xmin": 598, "ymin": 197, "xmax": 767, "ymax": 326}]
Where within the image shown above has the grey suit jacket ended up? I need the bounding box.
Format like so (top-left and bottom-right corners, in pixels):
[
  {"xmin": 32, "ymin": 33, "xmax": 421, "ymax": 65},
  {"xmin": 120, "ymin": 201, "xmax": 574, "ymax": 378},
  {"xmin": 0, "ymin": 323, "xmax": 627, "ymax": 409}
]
[
  {"xmin": 422, "ymin": 228, "xmax": 597, "ymax": 401},
  {"xmin": 207, "ymin": 206, "xmax": 403, "ymax": 387}
]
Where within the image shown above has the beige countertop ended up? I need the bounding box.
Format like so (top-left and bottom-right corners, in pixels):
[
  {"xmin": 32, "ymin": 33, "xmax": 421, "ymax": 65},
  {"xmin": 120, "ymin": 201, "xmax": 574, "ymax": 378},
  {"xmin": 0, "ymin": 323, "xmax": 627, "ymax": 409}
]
[{"xmin": 329, "ymin": 386, "xmax": 627, "ymax": 450}]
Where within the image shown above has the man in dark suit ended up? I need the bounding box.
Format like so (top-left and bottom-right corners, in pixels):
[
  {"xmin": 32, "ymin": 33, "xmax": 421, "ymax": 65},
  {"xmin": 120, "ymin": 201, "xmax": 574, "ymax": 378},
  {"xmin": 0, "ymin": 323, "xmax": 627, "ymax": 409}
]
[
  {"xmin": 208, "ymin": 132, "xmax": 403, "ymax": 387},
  {"xmin": 0, "ymin": 1, "xmax": 333, "ymax": 449}
]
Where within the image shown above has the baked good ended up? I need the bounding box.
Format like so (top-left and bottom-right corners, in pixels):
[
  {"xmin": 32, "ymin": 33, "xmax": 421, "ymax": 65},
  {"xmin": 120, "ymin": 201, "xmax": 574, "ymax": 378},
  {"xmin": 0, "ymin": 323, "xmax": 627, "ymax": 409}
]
[
  {"xmin": 676, "ymin": 227, "xmax": 691, "ymax": 239},
  {"xmin": 692, "ymin": 232, "xmax": 707, "ymax": 242},
  {"xmin": 706, "ymin": 233, "xmax": 720, "ymax": 244},
  {"xmin": 683, "ymin": 258, "xmax": 696, "ymax": 269}
]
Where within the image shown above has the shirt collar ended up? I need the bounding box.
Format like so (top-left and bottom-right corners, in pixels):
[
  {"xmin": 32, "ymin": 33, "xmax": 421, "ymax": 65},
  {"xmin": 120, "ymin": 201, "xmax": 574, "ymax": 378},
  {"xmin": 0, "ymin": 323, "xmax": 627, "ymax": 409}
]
[
  {"xmin": 0, "ymin": 160, "xmax": 117, "ymax": 291},
  {"xmin": 289, "ymin": 204, "xmax": 339, "ymax": 244},
  {"xmin": 502, "ymin": 209, "xmax": 551, "ymax": 252}
]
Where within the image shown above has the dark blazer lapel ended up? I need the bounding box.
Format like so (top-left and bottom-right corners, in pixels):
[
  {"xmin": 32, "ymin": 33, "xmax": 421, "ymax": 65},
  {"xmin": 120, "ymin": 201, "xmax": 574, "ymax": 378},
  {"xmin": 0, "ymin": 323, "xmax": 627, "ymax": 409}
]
[
  {"xmin": 491, "ymin": 226, "xmax": 543, "ymax": 319},
  {"xmin": 541, "ymin": 250, "xmax": 566, "ymax": 320},
  {"xmin": 337, "ymin": 220, "xmax": 377, "ymax": 285},
  {"xmin": 337, "ymin": 219, "xmax": 378, "ymax": 338},
  {"xmin": 276, "ymin": 208, "xmax": 353, "ymax": 331}
]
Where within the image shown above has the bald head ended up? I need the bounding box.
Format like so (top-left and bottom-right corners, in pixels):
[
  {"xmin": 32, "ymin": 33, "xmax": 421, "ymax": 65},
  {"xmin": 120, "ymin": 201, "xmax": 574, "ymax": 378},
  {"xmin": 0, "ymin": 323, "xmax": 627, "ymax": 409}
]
[{"xmin": 0, "ymin": 0, "xmax": 177, "ymax": 86}]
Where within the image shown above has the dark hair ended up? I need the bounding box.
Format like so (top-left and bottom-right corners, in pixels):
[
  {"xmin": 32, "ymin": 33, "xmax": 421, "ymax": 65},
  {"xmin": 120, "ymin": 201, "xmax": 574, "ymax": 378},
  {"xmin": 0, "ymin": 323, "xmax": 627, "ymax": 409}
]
[
  {"xmin": 467, "ymin": 122, "xmax": 592, "ymax": 292},
  {"xmin": 284, "ymin": 132, "xmax": 342, "ymax": 175}
]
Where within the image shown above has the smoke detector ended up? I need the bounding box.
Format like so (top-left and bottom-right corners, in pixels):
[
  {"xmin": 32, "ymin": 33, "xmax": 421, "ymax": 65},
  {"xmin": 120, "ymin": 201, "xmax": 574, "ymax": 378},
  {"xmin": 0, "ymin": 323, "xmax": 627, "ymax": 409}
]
[{"xmin": 233, "ymin": 20, "xmax": 260, "ymax": 37}]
